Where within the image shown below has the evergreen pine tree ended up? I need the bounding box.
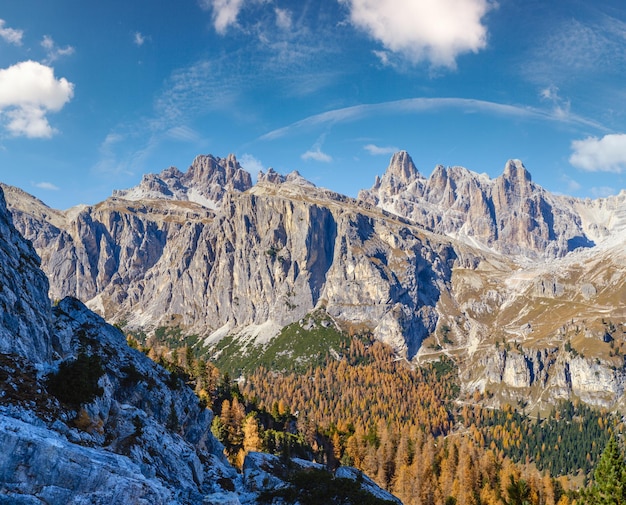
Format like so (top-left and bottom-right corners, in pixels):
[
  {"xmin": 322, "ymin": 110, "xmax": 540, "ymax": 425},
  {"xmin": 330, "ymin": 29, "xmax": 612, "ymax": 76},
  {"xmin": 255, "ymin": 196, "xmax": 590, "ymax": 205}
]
[{"xmin": 584, "ymin": 436, "xmax": 626, "ymax": 505}]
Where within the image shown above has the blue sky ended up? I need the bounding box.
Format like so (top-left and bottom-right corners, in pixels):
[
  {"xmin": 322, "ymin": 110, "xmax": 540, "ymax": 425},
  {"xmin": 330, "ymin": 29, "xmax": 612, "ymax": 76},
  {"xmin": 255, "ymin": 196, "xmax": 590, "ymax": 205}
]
[{"xmin": 1, "ymin": 0, "xmax": 626, "ymax": 209}]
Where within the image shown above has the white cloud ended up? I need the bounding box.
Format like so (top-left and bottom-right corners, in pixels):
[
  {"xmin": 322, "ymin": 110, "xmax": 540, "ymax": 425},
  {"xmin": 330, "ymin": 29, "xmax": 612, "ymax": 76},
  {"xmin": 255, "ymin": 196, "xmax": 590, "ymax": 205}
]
[
  {"xmin": 134, "ymin": 32, "xmax": 146, "ymax": 46},
  {"xmin": 33, "ymin": 181, "xmax": 59, "ymax": 190},
  {"xmin": 0, "ymin": 19, "xmax": 23, "ymax": 45},
  {"xmin": 201, "ymin": 0, "xmax": 246, "ymax": 34},
  {"xmin": 569, "ymin": 134, "xmax": 626, "ymax": 173},
  {"xmin": 539, "ymin": 84, "xmax": 571, "ymax": 119},
  {"xmin": 165, "ymin": 125, "xmax": 201, "ymax": 142},
  {"xmin": 41, "ymin": 35, "xmax": 75, "ymax": 63},
  {"xmin": 338, "ymin": 0, "xmax": 491, "ymax": 68},
  {"xmin": 302, "ymin": 148, "xmax": 332, "ymax": 163},
  {"xmin": 239, "ymin": 153, "xmax": 264, "ymax": 173},
  {"xmin": 302, "ymin": 142, "xmax": 332, "ymax": 163},
  {"xmin": 364, "ymin": 143, "xmax": 398, "ymax": 155},
  {"xmin": 540, "ymin": 85, "xmax": 558, "ymax": 101},
  {"xmin": 275, "ymin": 8, "xmax": 292, "ymax": 30},
  {"xmin": 0, "ymin": 61, "xmax": 74, "ymax": 138},
  {"xmin": 261, "ymin": 97, "xmax": 604, "ymax": 141}
]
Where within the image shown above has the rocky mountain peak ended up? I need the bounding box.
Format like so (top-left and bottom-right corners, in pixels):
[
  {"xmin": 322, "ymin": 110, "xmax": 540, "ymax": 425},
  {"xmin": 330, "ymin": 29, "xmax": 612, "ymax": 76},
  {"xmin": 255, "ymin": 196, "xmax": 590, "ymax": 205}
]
[
  {"xmin": 427, "ymin": 164, "xmax": 449, "ymax": 190},
  {"xmin": 183, "ymin": 153, "xmax": 252, "ymax": 193},
  {"xmin": 257, "ymin": 167, "xmax": 284, "ymax": 184},
  {"xmin": 0, "ymin": 174, "xmax": 403, "ymax": 505},
  {"xmin": 359, "ymin": 153, "xmax": 600, "ymax": 258},
  {"xmin": 502, "ymin": 158, "xmax": 532, "ymax": 185},
  {"xmin": 112, "ymin": 153, "xmax": 253, "ymax": 209},
  {"xmin": 385, "ymin": 150, "xmax": 421, "ymax": 187},
  {"xmin": 257, "ymin": 169, "xmax": 316, "ymax": 188}
]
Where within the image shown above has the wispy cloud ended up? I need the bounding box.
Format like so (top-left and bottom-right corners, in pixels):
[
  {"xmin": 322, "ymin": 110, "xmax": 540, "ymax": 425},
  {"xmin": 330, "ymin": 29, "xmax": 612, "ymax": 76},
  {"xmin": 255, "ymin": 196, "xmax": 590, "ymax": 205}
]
[
  {"xmin": 153, "ymin": 59, "xmax": 240, "ymax": 128},
  {"xmin": 302, "ymin": 136, "xmax": 332, "ymax": 163},
  {"xmin": 539, "ymin": 84, "xmax": 571, "ymax": 119},
  {"xmin": 133, "ymin": 32, "xmax": 147, "ymax": 46},
  {"xmin": 523, "ymin": 15, "xmax": 626, "ymax": 87},
  {"xmin": 590, "ymin": 186, "xmax": 617, "ymax": 198},
  {"xmin": 275, "ymin": 7, "xmax": 292, "ymax": 30},
  {"xmin": 338, "ymin": 0, "xmax": 491, "ymax": 68},
  {"xmin": 559, "ymin": 174, "xmax": 582, "ymax": 194},
  {"xmin": 200, "ymin": 0, "xmax": 246, "ymax": 34},
  {"xmin": 0, "ymin": 61, "xmax": 74, "ymax": 138},
  {"xmin": 261, "ymin": 97, "xmax": 605, "ymax": 141},
  {"xmin": 0, "ymin": 19, "xmax": 23, "ymax": 45},
  {"xmin": 93, "ymin": 56, "xmax": 241, "ymax": 181},
  {"xmin": 570, "ymin": 134, "xmax": 626, "ymax": 173},
  {"xmin": 41, "ymin": 35, "xmax": 75, "ymax": 64},
  {"xmin": 33, "ymin": 181, "xmax": 59, "ymax": 190},
  {"xmin": 364, "ymin": 143, "xmax": 398, "ymax": 155},
  {"xmin": 92, "ymin": 133, "xmax": 136, "ymax": 176},
  {"xmin": 165, "ymin": 125, "xmax": 202, "ymax": 143},
  {"xmin": 239, "ymin": 153, "xmax": 264, "ymax": 173}
]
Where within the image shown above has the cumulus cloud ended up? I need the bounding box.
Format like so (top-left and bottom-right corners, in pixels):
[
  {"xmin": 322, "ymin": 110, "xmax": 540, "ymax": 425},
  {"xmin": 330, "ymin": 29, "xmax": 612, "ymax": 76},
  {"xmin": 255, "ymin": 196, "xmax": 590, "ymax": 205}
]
[
  {"xmin": 0, "ymin": 19, "xmax": 23, "ymax": 45},
  {"xmin": 41, "ymin": 35, "xmax": 75, "ymax": 63},
  {"xmin": 364, "ymin": 143, "xmax": 398, "ymax": 155},
  {"xmin": 33, "ymin": 181, "xmax": 59, "ymax": 190},
  {"xmin": 200, "ymin": 0, "xmax": 246, "ymax": 34},
  {"xmin": 0, "ymin": 60, "xmax": 74, "ymax": 138},
  {"xmin": 339, "ymin": 0, "xmax": 491, "ymax": 67},
  {"xmin": 569, "ymin": 134, "xmax": 626, "ymax": 173}
]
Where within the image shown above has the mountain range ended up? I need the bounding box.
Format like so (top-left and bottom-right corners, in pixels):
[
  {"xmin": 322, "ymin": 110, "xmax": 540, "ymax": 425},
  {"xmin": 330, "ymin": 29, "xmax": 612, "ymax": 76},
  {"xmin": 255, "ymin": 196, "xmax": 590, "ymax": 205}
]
[
  {"xmin": 0, "ymin": 178, "xmax": 399, "ymax": 503},
  {"xmin": 2, "ymin": 151, "xmax": 626, "ymax": 412}
]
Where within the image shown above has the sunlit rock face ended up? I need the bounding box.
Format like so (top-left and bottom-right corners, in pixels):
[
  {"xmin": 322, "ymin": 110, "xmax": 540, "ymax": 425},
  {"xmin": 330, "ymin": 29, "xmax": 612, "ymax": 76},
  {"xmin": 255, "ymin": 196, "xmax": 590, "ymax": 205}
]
[{"xmin": 359, "ymin": 152, "xmax": 595, "ymax": 259}]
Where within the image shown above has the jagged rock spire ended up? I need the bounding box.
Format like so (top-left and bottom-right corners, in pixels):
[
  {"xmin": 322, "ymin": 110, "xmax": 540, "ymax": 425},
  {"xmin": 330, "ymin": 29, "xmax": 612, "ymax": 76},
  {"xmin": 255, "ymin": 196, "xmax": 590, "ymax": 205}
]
[{"xmin": 386, "ymin": 151, "xmax": 420, "ymax": 186}]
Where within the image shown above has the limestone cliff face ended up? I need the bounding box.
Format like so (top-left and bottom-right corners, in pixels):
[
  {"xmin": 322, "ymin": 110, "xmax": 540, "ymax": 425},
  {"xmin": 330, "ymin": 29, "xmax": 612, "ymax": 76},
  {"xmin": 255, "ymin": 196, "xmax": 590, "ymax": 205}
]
[
  {"xmin": 359, "ymin": 152, "xmax": 594, "ymax": 258},
  {"xmin": 4, "ymin": 160, "xmax": 455, "ymax": 360},
  {"xmin": 0, "ymin": 187, "xmax": 52, "ymax": 363}
]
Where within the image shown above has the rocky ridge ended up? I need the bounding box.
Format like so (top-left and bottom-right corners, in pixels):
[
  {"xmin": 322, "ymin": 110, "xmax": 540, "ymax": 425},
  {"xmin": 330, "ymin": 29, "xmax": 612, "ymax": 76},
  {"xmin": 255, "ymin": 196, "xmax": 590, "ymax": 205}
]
[
  {"xmin": 3, "ymin": 152, "xmax": 626, "ymax": 412},
  {"xmin": 113, "ymin": 153, "xmax": 253, "ymax": 209},
  {"xmin": 358, "ymin": 151, "xmax": 601, "ymax": 258}
]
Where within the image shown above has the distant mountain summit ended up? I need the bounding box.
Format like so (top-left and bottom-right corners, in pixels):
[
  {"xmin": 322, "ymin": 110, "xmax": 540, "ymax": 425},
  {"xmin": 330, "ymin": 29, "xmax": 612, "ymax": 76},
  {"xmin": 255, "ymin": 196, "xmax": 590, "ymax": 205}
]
[
  {"xmin": 113, "ymin": 154, "xmax": 253, "ymax": 209},
  {"xmin": 359, "ymin": 151, "xmax": 598, "ymax": 258}
]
